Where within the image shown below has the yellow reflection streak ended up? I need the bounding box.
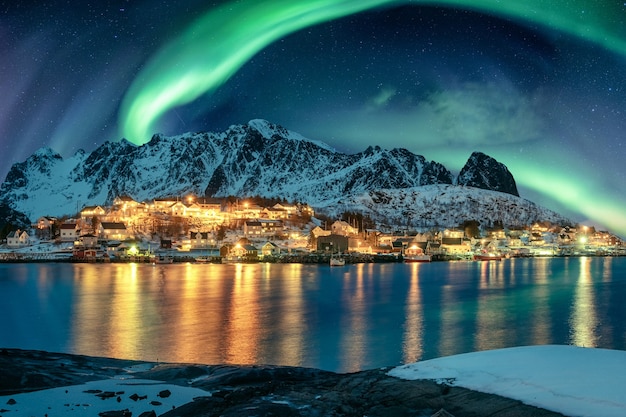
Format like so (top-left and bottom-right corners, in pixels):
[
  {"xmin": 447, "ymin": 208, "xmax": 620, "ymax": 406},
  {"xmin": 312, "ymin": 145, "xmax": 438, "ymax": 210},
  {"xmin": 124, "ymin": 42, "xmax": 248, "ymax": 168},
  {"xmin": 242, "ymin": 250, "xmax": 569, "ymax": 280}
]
[
  {"xmin": 172, "ymin": 263, "xmax": 205, "ymax": 361},
  {"xmin": 36, "ymin": 264, "xmax": 52, "ymax": 306},
  {"xmin": 341, "ymin": 263, "xmax": 366, "ymax": 372},
  {"xmin": 72, "ymin": 263, "xmax": 149, "ymax": 360},
  {"xmin": 474, "ymin": 262, "xmax": 509, "ymax": 352},
  {"xmin": 276, "ymin": 263, "xmax": 304, "ymax": 365},
  {"xmin": 107, "ymin": 263, "xmax": 143, "ymax": 359},
  {"xmin": 403, "ymin": 263, "xmax": 423, "ymax": 363},
  {"xmin": 530, "ymin": 258, "xmax": 551, "ymax": 345},
  {"xmin": 570, "ymin": 257, "xmax": 598, "ymax": 347},
  {"xmin": 438, "ymin": 278, "xmax": 464, "ymax": 357},
  {"xmin": 603, "ymin": 257, "xmax": 613, "ymax": 282},
  {"xmin": 478, "ymin": 260, "xmax": 505, "ymax": 289},
  {"xmin": 225, "ymin": 264, "xmax": 261, "ymax": 364}
]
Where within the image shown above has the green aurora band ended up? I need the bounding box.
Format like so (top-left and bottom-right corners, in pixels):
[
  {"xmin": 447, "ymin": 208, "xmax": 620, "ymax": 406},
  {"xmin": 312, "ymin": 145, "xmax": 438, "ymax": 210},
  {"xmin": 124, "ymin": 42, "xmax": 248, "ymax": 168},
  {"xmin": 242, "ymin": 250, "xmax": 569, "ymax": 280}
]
[
  {"xmin": 119, "ymin": 0, "xmax": 626, "ymax": 145},
  {"xmin": 118, "ymin": 0, "xmax": 626, "ymax": 235}
]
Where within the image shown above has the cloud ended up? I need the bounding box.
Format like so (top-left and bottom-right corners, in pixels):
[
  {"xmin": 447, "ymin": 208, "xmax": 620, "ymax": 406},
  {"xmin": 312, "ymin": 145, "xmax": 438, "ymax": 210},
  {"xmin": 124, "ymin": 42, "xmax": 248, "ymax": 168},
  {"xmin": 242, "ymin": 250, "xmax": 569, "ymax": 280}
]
[
  {"xmin": 297, "ymin": 81, "xmax": 545, "ymax": 155},
  {"xmin": 366, "ymin": 86, "xmax": 397, "ymax": 110},
  {"xmin": 423, "ymin": 83, "xmax": 544, "ymax": 146}
]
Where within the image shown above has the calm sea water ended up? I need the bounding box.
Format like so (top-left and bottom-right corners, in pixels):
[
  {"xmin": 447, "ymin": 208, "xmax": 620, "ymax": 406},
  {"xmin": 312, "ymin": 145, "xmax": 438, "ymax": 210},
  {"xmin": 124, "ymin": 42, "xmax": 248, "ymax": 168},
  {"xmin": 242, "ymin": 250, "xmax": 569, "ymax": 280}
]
[{"xmin": 1, "ymin": 257, "xmax": 625, "ymax": 372}]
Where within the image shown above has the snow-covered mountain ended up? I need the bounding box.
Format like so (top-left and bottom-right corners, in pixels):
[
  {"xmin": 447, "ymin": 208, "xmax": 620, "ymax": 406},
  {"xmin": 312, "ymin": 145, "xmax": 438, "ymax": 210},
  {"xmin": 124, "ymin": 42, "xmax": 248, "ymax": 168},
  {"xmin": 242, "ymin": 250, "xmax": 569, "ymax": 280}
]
[
  {"xmin": 317, "ymin": 185, "xmax": 568, "ymax": 229},
  {"xmin": 0, "ymin": 119, "xmax": 568, "ymax": 228},
  {"xmin": 457, "ymin": 151, "xmax": 519, "ymax": 197}
]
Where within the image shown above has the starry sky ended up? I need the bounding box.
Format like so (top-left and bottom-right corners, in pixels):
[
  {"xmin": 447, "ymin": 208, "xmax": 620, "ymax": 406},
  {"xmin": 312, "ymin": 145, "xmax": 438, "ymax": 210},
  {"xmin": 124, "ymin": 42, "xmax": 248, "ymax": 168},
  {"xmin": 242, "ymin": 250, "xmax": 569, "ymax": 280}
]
[{"xmin": 2, "ymin": 1, "xmax": 626, "ymax": 236}]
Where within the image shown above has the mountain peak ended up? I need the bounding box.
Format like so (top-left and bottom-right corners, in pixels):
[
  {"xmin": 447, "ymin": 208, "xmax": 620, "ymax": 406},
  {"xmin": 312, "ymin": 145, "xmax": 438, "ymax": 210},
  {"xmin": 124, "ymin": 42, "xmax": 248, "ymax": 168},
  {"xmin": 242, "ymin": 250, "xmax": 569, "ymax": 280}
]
[
  {"xmin": 0, "ymin": 122, "xmax": 525, "ymax": 224},
  {"xmin": 457, "ymin": 152, "xmax": 519, "ymax": 196},
  {"xmin": 32, "ymin": 147, "xmax": 62, "ymax": 159}
]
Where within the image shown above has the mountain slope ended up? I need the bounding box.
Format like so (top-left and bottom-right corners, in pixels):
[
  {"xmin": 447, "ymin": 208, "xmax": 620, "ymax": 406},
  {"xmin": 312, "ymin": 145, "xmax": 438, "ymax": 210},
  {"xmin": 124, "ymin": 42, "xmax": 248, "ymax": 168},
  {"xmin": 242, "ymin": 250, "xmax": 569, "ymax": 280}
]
[
  {"xmin": 458, "ymin": 151, "xmax": 519, "ymax": 196},
  {"xmin": 0, "ymin": 119, "xmax": 568, "ymax": 229},
  {"xmin": 316, "ymin": 185, "xmax": 569, "ymax": 229}
]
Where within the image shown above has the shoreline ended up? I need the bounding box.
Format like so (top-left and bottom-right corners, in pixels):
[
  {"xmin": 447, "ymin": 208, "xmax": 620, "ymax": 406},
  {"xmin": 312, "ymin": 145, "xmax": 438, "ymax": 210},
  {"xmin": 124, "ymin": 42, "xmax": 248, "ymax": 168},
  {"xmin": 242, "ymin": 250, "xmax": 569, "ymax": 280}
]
[
  {"xmin": 1, "ymin": 251, "xmax": 625, "ymax": 264},
  {"xmin": 0, "ymin": 348, "xmax": 566, "ymax": 417}
]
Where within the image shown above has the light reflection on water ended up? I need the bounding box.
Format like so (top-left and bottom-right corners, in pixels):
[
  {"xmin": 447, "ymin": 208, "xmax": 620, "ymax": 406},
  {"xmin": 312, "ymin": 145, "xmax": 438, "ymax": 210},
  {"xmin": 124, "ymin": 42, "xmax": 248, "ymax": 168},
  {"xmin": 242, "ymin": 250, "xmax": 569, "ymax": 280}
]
[
  {"xmin": 570, "ymin": 257, "xmax": 599, "ymax": 347},
  {"xmin": 1, "ymin": 257, "xmax": 626, "ymax": 372}
]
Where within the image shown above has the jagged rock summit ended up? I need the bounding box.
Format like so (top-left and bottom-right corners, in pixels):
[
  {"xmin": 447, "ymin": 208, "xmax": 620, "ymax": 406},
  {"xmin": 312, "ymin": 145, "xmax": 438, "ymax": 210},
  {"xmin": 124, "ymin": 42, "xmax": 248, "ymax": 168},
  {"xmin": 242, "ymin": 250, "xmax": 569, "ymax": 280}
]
[
  {"xmin": 0, "ymin": 119, "xmax": 564, "ymax": 227},
  {"xmin": 457, "ymin": 151, "xmax": 519, "ymax": 197}
]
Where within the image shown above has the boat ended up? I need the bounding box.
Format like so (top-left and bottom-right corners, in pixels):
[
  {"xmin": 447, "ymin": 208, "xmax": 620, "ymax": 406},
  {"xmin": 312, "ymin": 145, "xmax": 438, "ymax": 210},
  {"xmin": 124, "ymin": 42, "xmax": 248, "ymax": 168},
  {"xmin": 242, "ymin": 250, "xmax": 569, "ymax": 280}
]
[
  {"xmin": 195, "ymin": 255, "xmax": 211, "ymax": 263},
  {"xmin": 404, "ymin": 253, "xmax": 432, "ymax": 263},
  {"xmin": 330, "ymin": 254, "xmax": 346, "ymax": 266},
  {"xmin": 404, "ymin": 245, "xmax": 431, "ymax": 262}
]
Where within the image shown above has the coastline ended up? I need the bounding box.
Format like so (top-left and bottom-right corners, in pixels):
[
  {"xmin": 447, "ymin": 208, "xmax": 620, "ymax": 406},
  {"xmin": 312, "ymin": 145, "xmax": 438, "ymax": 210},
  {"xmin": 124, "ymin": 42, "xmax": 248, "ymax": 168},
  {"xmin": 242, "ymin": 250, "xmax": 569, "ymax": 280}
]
[
  {"xmin": 1, "ymin": 251, "xmax": 625, "ymax": 264},
  {"xmin": 0, "ymin": 348, "xmax": 565, "ymax": 417}
]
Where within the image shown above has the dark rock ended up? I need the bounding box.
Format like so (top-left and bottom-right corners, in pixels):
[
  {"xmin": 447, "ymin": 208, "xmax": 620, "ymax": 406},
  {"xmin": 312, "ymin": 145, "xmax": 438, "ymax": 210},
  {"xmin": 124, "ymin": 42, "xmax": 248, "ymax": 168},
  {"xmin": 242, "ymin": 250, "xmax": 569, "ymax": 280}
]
[
  {"xmin": 7, "ymin": 398, "xmax": 16, "ymax": 405},
  {"xmin": 457, "ymin": 151, "xmax": 519, "ymax": 196},
  {"xmin": 137, "ymin": 411, "xmax": 157, "ymax": 417},
  {"xmin": 135, "ymin": 365, "xmax": 208, "ymax": 384},
  {"xmin": 96, "ymin": 391, "xmax": 117, "ymax": 399},
  {"xmin": 158, "ymin": 389, "xmax": 171, "ymax": 398},
  {"xmin": 0, "ymin": 349, "xmax": 566, "ymax": 417}
]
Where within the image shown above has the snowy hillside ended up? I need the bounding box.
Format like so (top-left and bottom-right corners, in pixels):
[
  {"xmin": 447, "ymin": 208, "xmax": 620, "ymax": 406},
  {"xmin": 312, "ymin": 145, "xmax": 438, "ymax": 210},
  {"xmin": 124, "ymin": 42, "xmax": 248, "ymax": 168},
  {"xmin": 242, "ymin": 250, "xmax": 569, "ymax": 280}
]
[
  {"xmin": 317, "ymin": 185, "xmax": 569, "ymax": 229},
  {"xmin": 0, "ymin": 119, "xmax": 570, "ymax": 228}
]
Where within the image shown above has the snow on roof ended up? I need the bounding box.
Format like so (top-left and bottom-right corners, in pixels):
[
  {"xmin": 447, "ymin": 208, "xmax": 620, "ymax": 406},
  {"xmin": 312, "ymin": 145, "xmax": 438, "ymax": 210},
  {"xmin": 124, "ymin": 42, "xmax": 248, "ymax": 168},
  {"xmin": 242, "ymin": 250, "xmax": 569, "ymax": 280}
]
[{"xmin": 389, "ymin": 345, "xmax": 626, "ymax": 417}]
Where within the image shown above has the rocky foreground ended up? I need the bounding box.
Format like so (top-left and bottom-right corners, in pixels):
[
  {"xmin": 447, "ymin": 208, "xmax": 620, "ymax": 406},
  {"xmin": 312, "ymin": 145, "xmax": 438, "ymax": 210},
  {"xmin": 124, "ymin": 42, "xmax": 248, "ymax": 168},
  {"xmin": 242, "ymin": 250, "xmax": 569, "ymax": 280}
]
[{"xmin": 0, "ymin": 349, "xmax": 565, "ymax": 417}]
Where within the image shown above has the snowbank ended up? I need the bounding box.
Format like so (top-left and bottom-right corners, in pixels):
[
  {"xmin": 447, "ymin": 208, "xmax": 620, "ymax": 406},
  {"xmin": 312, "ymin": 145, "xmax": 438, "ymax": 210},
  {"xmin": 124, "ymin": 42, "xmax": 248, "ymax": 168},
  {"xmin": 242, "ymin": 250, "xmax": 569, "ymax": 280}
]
[{"xmin": 389, "ymin": 345, "xmax": 626, "ymax": 417}]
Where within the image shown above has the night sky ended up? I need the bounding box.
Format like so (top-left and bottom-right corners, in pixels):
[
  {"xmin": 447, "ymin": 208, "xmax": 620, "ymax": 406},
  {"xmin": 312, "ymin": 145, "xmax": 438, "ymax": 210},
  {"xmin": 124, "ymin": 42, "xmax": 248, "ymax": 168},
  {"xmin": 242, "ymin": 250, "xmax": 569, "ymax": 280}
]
[{"xmin": 2, "ymin": 1, "xmax": 626, "ymax": 236}]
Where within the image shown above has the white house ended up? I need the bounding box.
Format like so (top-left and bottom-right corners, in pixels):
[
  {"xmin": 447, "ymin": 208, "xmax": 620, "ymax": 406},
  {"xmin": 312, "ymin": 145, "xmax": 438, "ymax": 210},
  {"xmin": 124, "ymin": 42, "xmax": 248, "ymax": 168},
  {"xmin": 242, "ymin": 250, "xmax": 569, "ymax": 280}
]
[
  {"xmin": 80, "ymin": 205, "xmax": 106, "ymax": 220},
  {"xmin": 331, "ymin": 220, "xmax": 358, "ymax": 236},
  {"xmin": 190, "ymin": 231, "xmax": 215, "ymax": 249},
  {"xmin": 261, "ymin": 241, "xmax": 282, "ymax": 258},
  {"xmin": 243, "ymin": 219, "xmax": 284, "ymax": 237},
  {"xmin": 60, "ymin": 223, "xmax": 80, "ymax": 242},
  {"xmin": 6, "ymin": 229, "xmax": 31, "ymax": 247},
  {"xmin": 99, "ymin": 222, "xmax": 130, "ymax": 241}
]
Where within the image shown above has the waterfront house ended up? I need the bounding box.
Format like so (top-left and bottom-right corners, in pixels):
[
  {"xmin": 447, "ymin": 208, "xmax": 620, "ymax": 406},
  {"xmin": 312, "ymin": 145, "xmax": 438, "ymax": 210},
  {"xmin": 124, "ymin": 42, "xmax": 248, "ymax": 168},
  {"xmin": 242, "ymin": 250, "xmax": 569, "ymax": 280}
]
[
  {"xmin": 99, "ymin": 222, "xmax": 130, "ymax": 241},
  {"xmin": 35, "ymin": 216, "xmax": 57, "ymax": 239},
  {"xmin": 441, "ymin": 236, "xmax": 472, "ymax": 257},
  {"xmin": 60, "ymin": 223, "xmax": 80, "ymax": 242},
  {"xmin": 391, "ymin": 239, "xmax": 406, "ymax": 254},
  {"xmin": 261, "ymin": 206, "xmax": 288, "ymax": 220},
  {"xmin": 6, "ymin": 229, "xmax": 31, "ymax": 247},
  {"xmin": 331, "ymin": 220, "xmax": 358, "ymax": 236},
  {"xmin": 442, "ymin": 228, "xmax": 465, "ymax": 239},
  {"xmin": 226, "ymin": 242, "xmax": 259, "ymax": 260},
  {"xmin": 273, "ymin": 203, "xmax": 298, "ymax": 216},
  {"xmin": 261, "ymin": 241, "xmax": 282, "ymax": 258},
  {"xmin": 112, "ymin": 196, "xmax": 145, "ymax": 216},
  {"xmin": 79, "ymin": 233, "xmax": 98, "ymax": 248},
  {"xmin": 170, "ymin": 201, "xmax": 188, "ymax": 217},
  {"xmin": 243, "ymin": 219, "xmax": 284, "ymax": 237},
  {"xmin": 80, "ymin": 205, "xmax": 106, "ymax": 220},
  {"xmin": 311, "ymin": 226, "xmax": 331, "ymax": 238},
  {"xmin": 190, "ymin": 231, "xmax": 215, "ymax": 249}
]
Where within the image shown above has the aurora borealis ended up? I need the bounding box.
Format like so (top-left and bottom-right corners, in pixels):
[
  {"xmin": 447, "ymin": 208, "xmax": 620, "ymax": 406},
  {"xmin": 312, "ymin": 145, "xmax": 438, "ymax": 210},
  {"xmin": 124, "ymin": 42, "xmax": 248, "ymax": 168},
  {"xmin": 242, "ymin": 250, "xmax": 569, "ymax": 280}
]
[{"xmin": 2, "ymin": 1, "xmax": 626, "ymax": 235}]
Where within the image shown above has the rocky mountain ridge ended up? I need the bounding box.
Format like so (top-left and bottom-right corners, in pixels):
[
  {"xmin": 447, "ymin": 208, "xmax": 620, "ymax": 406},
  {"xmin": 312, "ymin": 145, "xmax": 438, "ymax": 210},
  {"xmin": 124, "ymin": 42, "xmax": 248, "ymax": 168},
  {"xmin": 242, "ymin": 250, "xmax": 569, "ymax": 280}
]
[{"xmin": 0, "ymin": 119, "xmax": 561, "ymax": 228}]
